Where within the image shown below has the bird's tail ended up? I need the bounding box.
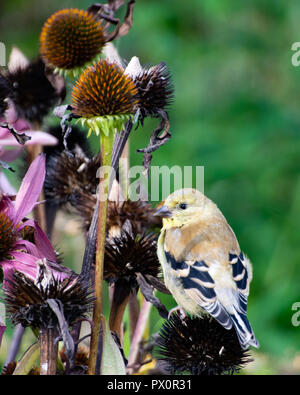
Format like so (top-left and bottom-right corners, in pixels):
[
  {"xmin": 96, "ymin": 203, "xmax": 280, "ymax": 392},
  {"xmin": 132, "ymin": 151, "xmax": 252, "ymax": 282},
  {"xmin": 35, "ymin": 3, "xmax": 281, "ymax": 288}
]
[{"xmin": 230, "ymin": 309, "xmax": 259, "ymax": 349}]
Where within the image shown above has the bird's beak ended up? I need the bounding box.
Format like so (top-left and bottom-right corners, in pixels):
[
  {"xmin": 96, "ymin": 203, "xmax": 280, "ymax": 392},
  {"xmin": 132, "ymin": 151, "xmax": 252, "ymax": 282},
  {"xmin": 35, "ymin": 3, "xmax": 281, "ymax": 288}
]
[{"xmin": 154, "ymin": 205, "xmax": 172, "ymax": 218}]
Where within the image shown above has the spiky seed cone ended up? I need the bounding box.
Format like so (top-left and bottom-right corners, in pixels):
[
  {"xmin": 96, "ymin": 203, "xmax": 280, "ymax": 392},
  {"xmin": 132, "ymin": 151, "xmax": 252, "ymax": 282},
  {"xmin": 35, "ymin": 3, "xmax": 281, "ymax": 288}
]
[
  {"xmin": 7, "ymin": 58, "xmax": 61, "ymax": 123},
  {"xmin": 0, "ymin": 74, "xmax": 9, "ymax": 117},
  {"xmin": 104, "ymin": 231, "xmax": 160, "ymax": 289},
  {"xmin": 44, "ymin": 151, "xmax": 100, "ymax": 208},
  {"xmin": 40, "ymin": 8, "xmax": 105, "ymax": 71},
  {"xmin": 107, "ymin": 200, "xmax": 162, "ymax": 234},
  {"xmin": 0, "ymin": 212, "xmax": 18, "ymax": 261},
  {"xmin": 134, "ymin": 62, "xmax": 174, "ymax": 121},
  {"xmin": 155, "ymin": 313, "xmax": 252, "ymax": 376},
  {"xmin": 71, "ymin": 59, "xmax": 138, "ymax": 118},
  {"xmin": 72, "ymin": 196, "xmax": 162, "ymax": 234},
  {"xmin": 4, "ymin": 271, "xmax": 94, "ymax": 329}
]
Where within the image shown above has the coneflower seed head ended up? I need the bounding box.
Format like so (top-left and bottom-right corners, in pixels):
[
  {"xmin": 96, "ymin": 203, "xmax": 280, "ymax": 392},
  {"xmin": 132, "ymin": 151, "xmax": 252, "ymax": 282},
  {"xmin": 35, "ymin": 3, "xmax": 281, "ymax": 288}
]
[
  {"xmin": 71, "ymin": 59, "xmax": 138, "ymax": 119},
  {"xmin": 40, "ymin": 8, "xmax": 105, "ymax": 71}
]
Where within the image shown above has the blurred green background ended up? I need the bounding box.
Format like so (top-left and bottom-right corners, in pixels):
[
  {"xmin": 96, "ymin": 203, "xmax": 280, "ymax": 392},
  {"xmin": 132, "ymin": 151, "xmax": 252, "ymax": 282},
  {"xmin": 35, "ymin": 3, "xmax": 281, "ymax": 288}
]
[{"xmin": 1, "ymin": 0, "xmax": 300, "ymax": 374}]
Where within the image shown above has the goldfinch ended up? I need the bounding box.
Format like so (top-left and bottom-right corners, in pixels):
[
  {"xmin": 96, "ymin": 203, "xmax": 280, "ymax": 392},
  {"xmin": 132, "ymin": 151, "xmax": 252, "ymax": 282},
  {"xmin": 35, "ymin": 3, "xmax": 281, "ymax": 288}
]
[{"xmin": 157, "ymin": 188, "xmax": 259, "ymax": 349}]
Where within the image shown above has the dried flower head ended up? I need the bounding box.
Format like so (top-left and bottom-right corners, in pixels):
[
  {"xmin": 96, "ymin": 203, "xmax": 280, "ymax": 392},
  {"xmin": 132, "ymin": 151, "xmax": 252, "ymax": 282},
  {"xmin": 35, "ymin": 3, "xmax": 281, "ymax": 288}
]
[
  {"xmin": 71, "ymin": 59, "xmax": 138, "ymax": 136},
  {"xmin": 44, "ymin": 150, "xmax": 100, "ymax": 209},
  {"xmin": 7, "ymin": 58, "xmax": 63, "ymax": 123},
  {"xmin": 40, "ymin": 8, "xmax": 105, "ymax": 75},
  {"xmin": 4, "ymin": 269, "xmax": 93, "ymax": 329},
  {"xmin": 73, "ymin": 196, "xmax": 162, "ymax": 234},
  {"xmin": 155, "ymin": 313, "xmax": 252, "ymax": 375},
  {"xmin": 0, "ymin": 73, "xmax": 10, "ymax": 117},
  {"xmin": 107, "ymin": 200, "xmax": 162, "ymax": 235},
  {"xmin": 104, "ymin": 230, "xmax": 160, "ymax": 290},
  {"xmin": 134, "ymin": 62, "xmax": 173, "ymax": 122}
]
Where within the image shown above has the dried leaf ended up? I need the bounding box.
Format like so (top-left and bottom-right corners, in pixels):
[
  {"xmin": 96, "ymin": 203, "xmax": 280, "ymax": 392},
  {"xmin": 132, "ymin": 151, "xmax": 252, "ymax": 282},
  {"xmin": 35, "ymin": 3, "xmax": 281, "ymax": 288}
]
[
  {"xmin": 137, "ymin": 113, "xmax": 171, "ymax": 175},
  {"xmin": 47, "ymin": 299, "xmax": 75, "ymax": 368},
  {"xmin": 136, "ymin": 273, "xmax": 169, "ymax": 319}
]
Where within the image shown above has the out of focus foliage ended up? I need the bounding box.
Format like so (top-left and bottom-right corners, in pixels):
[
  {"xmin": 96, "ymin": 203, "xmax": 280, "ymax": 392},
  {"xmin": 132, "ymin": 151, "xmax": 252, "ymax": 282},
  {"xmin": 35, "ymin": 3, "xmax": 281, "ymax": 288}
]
[{"xmin": 0, "ymin": 0, "xmax": 300, "ymax": 374}]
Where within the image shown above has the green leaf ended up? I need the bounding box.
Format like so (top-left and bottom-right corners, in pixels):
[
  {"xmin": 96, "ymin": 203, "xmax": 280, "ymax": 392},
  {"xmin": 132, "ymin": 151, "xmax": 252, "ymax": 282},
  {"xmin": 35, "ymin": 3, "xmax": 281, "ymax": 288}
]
[
  {"xmin": 13, "ymin": 341, "xmax": 40, "ymax": 375},
  {"xmin": 100, "ymin": 316, "xmax": 126, "ymax": 375}
]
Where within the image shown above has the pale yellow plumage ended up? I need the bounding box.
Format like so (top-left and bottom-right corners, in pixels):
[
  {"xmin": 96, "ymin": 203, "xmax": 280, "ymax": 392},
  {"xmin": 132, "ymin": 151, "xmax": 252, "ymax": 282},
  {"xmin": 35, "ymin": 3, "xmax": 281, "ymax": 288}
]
[{"xmin": 157, "ymin": 188, "xmax": 259, "ymax": 349}]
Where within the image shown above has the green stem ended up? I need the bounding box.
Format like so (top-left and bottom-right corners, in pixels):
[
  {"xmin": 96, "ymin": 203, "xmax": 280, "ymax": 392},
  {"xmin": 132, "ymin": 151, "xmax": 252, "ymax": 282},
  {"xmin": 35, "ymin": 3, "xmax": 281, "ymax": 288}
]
[{"xmin": 88, "ymin": 132, "xmax": 114, "ymax": 375}]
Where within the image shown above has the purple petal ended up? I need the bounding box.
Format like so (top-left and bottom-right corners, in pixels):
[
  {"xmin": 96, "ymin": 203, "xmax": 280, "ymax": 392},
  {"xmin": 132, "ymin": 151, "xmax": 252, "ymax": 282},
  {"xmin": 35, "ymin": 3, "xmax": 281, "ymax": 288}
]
[
  {"xmin": 0, "ymin": 131, "xmax": 57, "ymax": 147},
  {"xmin": 0, "ymin": 128, "xmax": 10, "ymax": 139},
  {"xmin": 3, "ymin": 104, "xmax": 18, "ymax": 124},
  {"xmin": 0, "ymin": 131, "xmax": 26, "ymax": 147},
  {"xmin": 0, "ymin": 172, "xmax": 17, "ymax": 195},
  {"xmin": 13, "ymin": 154, "xmax": 45, "ymax": 225},
  {"xmin": 0, "ymin": 323, "xmax": 5, "ymax": 348},
  {"xmin": 0, "ymin": 147, "xmax": 23, "ymax": 162},
  {"xmin": 14, "ymin": 239, "xmax": 42, "ymax": 258},
  {"xmin": 0, "ymin": 252, "xmax": 38, "ymax": 285},
  {"xmin": 33, "ymin": 222, "xmax": 57, "ymax": 262},
  {"xmin": 23, "ymin": 131, "xmax": 58, "ymax": 146},
  {"xmin": 0, "ymin": 195, "xmax": 14, "ymax": 219}
]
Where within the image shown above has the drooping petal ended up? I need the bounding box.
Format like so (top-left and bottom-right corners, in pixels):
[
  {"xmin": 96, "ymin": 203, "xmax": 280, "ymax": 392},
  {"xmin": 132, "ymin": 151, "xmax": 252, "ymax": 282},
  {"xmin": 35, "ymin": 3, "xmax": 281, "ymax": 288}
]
[
  {"xmin": 13, "ymin": 154, "xmax": 46, "ymax": 225},
  {"xmin": 0, "ymin": 131, "xmax": 57, "ymax": 147},
  {"xmin": 1, "ymin": 252, "xmax": 38, "ymax": 285},
  {"xmin": 15, "ymin": 219, "xmax": 57, "ymax": 262},
  {"xmin": 0, "ymin": 172, "xmax": 17, "ymax": 195},
  {"xmin": 14, "ymin": 239, "xmax": 42, "ymax": 259},
  {"xmin": 33, "ymin": 222, "xmax": 57, "ymax": 262},
  {"xmin": 1, "ymin": 251, "xmax": 69, "ymax": 287}
]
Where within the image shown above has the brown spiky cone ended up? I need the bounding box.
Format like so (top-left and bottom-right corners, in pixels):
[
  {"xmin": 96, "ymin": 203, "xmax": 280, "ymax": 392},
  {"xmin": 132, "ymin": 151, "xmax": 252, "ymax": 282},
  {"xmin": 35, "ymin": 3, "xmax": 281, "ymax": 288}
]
[{"xmin": 40, "ymin": 8, "xmax": 105, "ymax": 71}]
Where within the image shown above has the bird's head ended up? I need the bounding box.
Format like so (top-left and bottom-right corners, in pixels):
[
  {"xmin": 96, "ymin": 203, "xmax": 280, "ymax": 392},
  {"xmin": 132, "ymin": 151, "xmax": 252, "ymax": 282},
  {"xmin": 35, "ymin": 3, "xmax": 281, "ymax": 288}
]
[{"xmin": 156, "ymin": 188, "xmax": 214, "ymax": 229}]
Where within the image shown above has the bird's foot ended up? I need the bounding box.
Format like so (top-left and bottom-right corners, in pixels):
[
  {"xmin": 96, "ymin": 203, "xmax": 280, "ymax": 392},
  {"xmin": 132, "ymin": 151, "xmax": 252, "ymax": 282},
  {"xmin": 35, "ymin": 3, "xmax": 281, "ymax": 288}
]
[{"xmin": 168, "ymin": 306, "xmax": 186, "ymax": 320}]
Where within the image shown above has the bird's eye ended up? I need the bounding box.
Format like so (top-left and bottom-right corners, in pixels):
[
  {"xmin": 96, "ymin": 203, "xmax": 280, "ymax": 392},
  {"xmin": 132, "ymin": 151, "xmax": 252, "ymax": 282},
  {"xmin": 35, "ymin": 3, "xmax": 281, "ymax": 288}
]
[{"xmin": 179, "ymin": 203, "xmax": 187, "ymax": 210}]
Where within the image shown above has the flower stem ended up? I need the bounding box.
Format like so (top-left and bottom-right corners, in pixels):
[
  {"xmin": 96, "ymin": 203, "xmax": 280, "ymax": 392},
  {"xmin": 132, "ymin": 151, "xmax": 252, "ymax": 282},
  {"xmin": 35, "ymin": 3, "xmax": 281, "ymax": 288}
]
[
  {"xmin": 4, "ymin": 324, "xmax": 25, "ymax": 366},
  {"xmin": 39, "ymin": 328, "xmax": 58, "ymax": 375},
  {"xmin": 88, "ymin": 132, "xmax": 114, "ymax": 375},
  {"xmin": 127, "ymin": 298, "xmax": 152, "ymax": 374}
]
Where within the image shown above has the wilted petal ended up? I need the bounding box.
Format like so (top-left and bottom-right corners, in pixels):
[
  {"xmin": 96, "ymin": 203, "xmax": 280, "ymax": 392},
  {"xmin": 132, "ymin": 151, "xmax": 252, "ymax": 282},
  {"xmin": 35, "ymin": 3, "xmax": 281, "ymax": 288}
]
[
  {"xmin": 8, "ymin": 46, "xmax": 30, "ymax": 73},
  {"xmin": 102, "ymin": 43, "xmax": 123, "ymax": 67},
  {"xmin": 125, "ymin": 56, "xmax": 143, "ymax": 79},
  {"xmin": 13, "ymin": 154, "xmax": 45, "ymax": 225}
]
